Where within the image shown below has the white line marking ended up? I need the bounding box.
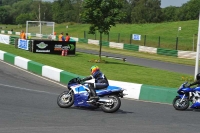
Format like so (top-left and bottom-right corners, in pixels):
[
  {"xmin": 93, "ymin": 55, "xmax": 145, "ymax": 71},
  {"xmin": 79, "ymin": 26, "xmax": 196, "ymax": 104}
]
[
  {"xmin": 0, "ymin": 83, "xmax": 58, "ymax": 95},
  {"xmin": 0, "ymin": 60, "xmax": 68, "ymax": 88}
]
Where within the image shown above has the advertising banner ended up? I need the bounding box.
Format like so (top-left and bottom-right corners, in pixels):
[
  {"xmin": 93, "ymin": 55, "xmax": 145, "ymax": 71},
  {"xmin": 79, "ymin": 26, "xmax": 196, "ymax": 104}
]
[
  {"xmin": 18, "ymin": 39, "xmax": 29, "ymax": 50},
  {"xmin": 32, "ymin": 40, "xmax": 76, "ymax": 55},
  {"xmin": 0, "ymin": 34, "xmax": 10, "ymax": 44},
  {"xmin": 132, "ymin": 34, "xmax": 141, "ymax": 40}
]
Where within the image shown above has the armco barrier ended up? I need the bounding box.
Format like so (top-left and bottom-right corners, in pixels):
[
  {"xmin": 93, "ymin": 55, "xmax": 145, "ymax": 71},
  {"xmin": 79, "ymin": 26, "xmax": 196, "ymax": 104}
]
[
  {"xmin": 178, "ymin": 50, "xmax": 197, "ymax": 59},
  {"xmin": 28, "ymin": 61, "xmax": 43, "ymax": 75},
  {"xmin": 139, "ymin": 84, "xmax": 177, "ymax": 104},
  {"xmin": 102, "ymin": 41, "xmax": 109, "ymax": 47},
  {"xmin": 60, "ymin": 71, "xmax": 85, "ymax": 84},
  {"xmin": 4, "ymin": 53, "xmax": 15, "ymax": 64},
  {"xmin": 139, "ymin": 46, "xmax": 157, "ymax": 54},
  {"xmin": 78, "ymin": 38, "xmax": 88, "ymax": 43},
  {"xmin": 15, "ymin": 56, "xmax": 30, "ymax": 69},
  {"xmin": 10, "ymin": 36, "xmax": 19, "ymax": 45},
  {"xmin": 157, "ymin": 48, "xmax": 178, "ymax": 57},
  {"xmin": 123, "ymin": 44, "xmax": 139, "ymax": 51}
]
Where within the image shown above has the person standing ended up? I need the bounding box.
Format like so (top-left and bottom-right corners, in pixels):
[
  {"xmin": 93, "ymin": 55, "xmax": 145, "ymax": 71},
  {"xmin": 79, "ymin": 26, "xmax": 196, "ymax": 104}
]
[
  {"xmin": 58, "ymin": 32, "xmax": 65, "ymax": 41},
  {"xmin": 54, "ymin": 31, "xmax": 56, "ymax": 36},
  {"xmin": 20, "ymin": 30, "xmax": 26, "ymax": 39},
  {"xmin": 65, "ymin": 33, "xmax": 70, "ymax": 42}
]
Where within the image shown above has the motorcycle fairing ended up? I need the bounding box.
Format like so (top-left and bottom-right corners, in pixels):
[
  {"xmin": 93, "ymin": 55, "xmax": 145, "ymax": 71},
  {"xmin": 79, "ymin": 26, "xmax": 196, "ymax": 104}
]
[
  {"xmin": 194, "ymin": 87, "xmax": 200, "ymax": 92},
  {"xmin": 190, "ymin": 102, "xmax": 200, "ymax": 109},
  {"xmin": 178, "ymin": 87, "xmax": 193, "ymax": 94},
  {"xmin": 176, "ymin": 95, "xmax": 189, "ymax": 99},
  {"xmin": 96, "ymin": 86, "xmax": 123, "ymax": 96},
  {"xmin": 70, "ymin": 84, "xmax": 123, "ymax": 107}
]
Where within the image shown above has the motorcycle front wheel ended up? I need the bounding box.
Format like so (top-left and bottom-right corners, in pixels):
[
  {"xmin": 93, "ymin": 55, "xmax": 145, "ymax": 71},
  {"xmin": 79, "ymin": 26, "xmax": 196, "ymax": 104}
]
[
  {"xmin": 173, "ymin": 97, "xmax": 189, "ymax": 110},
  {"xmin": 101, "ymin": 95, "xmax": 121, "ymax": 113},
  {"xmin": 57, "ymin": 90, "xmax": 74, "ymax": 108}
]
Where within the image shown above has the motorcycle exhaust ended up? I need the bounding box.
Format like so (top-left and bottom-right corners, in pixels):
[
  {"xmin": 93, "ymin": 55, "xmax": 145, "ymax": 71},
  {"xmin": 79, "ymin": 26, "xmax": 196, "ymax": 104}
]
[{"xmin": 98, "ymin": 98, "xmax": 112, "ymax": 103}]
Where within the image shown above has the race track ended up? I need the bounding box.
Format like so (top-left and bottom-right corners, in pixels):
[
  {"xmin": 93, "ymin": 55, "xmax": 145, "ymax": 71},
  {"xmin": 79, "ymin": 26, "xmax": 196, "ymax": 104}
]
[
  {"xmin": 0, "ymin": 60, "xmax": 200, "ymax": 133},
  {"xmin": 76, "ymin": 48, "xmax": 196, "ymax": 75}
]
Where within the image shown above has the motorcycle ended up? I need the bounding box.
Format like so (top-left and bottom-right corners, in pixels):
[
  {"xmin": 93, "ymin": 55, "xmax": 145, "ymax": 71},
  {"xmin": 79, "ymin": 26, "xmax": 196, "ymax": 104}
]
[
  {"xmin": 57, "ymin": 77, "xmax": 126, "ymax": 113},
  {"xmin": 173, "ymin": 82, "xmax": 200, "ymax": 110}
]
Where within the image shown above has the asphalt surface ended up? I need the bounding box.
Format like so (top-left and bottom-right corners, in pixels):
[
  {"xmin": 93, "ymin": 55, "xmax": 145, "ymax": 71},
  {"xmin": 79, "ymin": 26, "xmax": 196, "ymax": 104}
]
[
  {"xmin": 76, "ymin": 48, "xmax": 196, "ymax": 75},
  {"xmin": 1, "ymin": 60, "xmax": 200, "ymax": 133}
]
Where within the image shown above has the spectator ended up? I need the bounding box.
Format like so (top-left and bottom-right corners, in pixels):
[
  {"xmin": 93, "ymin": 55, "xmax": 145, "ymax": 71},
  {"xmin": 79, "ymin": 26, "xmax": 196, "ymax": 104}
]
[
  {"xmin": 58, "ymin": 32, "xmax": 65, "ymax": 41},
  {"xmin": 54, "ymin": 31, "xmax": 56, "ymax": 35},
  {"xmin": 65, "ymin": 33, "xmax": 70, "ymax": 42},
  {"xmin": 20, "ymin": 30, "xmax": 26, "ymax": 39}
]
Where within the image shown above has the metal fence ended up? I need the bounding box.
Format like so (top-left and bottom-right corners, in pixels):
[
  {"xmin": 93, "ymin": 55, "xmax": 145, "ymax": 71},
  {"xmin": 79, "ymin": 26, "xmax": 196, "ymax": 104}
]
[{"xmin": 80, "ymin": 31, "xmax": 198, "ymax": 51}]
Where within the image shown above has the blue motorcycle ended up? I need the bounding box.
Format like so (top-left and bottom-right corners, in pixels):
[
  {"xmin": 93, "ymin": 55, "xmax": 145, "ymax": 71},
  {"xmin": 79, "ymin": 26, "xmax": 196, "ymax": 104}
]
[
  {"xmin": 57, "ymin": 77, "xmax": 126, "ymax": 113},
  {"xmin": 173, "ymin": 82, "xmax": 200, "ymax": 110}
]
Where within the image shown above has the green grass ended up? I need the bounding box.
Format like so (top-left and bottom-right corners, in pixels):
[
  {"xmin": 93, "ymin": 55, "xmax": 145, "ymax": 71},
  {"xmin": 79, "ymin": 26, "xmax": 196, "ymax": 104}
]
[
  {"xmin": 0, "ymin": 43, "xmax": 192, "ymax": 88},
  {"xmin": 2, "ymin": 20, "xmax": 198, "ymax": 51}
]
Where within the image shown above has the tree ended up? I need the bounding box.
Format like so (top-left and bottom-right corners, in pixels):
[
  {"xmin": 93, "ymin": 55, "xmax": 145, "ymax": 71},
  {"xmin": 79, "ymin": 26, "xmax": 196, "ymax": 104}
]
[
  {"xmin": 52, "ymin": 0, "xmax": 75, "ymax": 23},
  {"xmin": 162, "ymin": 6, "xmax": 179, "ymax": 22},
  {"xmin": 16, "ymin": 13, "xmax": 33, "ymax": 24},
  {"xmin": 131, "ymin": 0, "xmax": 163, "ymax": 23},
  {"xmin": 81, "ymin": 0, "xmax": 125, "ymax": 60},
  {"xmin": 71, "ymin": 0, "xmax": 83, "ymax": 23},
  {"xmin": 177, "ymin": 0, "xmax": 200, "ymax": 21},
  {"xmin": 0, "ymin": 7, "xmax": 9, "ymax": 23}
]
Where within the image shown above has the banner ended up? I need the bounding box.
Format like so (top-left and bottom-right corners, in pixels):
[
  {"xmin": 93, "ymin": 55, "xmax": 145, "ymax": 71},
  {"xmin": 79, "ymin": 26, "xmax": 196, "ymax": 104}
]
[
  {"xmin": 32, "ymin": 40, "xmax": 76, "ymax": 55},
  {"xmin": 18, "ymin": 39, "xmax": 29, "ymax": 50},
  {"xmin": 0, "ymin": 34, "xmax": 10, "ymax": 44},
  {"xmin": 132, "ymin": 34, "xmax": 141, "ymax": 41}
]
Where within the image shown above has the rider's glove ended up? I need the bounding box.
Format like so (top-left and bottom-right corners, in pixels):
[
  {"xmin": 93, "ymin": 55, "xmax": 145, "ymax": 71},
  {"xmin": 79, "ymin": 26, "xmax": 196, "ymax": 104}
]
[
  {"xmin": 186, "ymin": 84, "xmax": 191, "ymax": 88},
  {"xmin": 78, "ymin": 78, "xmax": 83, "ymax": 83}
]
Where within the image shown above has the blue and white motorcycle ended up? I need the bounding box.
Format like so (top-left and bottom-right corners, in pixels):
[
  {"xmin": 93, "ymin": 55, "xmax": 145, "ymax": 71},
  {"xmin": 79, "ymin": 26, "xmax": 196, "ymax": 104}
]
[
  {"xmin": 173, "ymin": 82, "xmax": 200, "ymax": 110},
  {"xmin": 57, "ymin": 77, "xmax": 126, "ymax": 113}
]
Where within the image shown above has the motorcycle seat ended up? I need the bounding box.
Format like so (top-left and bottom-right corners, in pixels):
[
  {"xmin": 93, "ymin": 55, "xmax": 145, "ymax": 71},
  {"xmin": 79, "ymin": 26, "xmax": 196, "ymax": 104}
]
[{"xmin": 96, "ymin": 87, "xmax": 108, "ymax": 90}]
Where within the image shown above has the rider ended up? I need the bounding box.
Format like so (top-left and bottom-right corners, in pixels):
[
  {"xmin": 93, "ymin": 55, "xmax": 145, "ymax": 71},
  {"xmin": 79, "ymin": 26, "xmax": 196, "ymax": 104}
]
[
  {"xmin": 81, "ymin": 65, "xmax": 109, "ymax": 101},
  {"xmin": 187, "ymin": 73, "xmax": 200, "ymax": 87}
]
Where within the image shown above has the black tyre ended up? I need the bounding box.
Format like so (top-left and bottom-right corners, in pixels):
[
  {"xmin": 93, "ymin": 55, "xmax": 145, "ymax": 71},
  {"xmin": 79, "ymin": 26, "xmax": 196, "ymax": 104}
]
[
  {"xmin": 173, "ymin": 97, "xmax": 189, "ymax": 110},
  {"xmin": 57, "ymin": 90, "xmax": 74, "ymax": 108},
  {"xmin": 101, "ymin": 95, "xmax": 121, "ymax": 113}
]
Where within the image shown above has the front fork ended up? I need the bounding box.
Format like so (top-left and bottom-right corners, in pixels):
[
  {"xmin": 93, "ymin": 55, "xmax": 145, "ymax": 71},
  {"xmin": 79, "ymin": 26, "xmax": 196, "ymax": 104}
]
[{"xmin": 180, "ymin": 94, "xmax": 185, "ymax": 103}]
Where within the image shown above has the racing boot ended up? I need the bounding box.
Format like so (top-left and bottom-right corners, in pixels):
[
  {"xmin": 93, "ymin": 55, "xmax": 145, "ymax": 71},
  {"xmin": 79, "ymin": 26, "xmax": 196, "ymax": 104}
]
[
  {"xmin": 87, "ymin": 95, "xmax": 99, "ymax": 103},
  {"xmin": 87, "ymin": 83, "xmax": 99, "ymax": 103}
]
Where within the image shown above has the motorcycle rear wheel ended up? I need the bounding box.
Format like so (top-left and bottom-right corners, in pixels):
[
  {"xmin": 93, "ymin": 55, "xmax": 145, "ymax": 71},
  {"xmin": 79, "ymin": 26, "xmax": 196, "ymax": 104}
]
[
  {"xmin": 101, "ymin": 95, "xmax": 121, "ymax": 113},
  {"xmin": 57, "ymin": 90, "xmax": 74, "ymax": 108},
  {"xmin": 173, "ymin": 97, "xmax": 189, "ymax": 110}
]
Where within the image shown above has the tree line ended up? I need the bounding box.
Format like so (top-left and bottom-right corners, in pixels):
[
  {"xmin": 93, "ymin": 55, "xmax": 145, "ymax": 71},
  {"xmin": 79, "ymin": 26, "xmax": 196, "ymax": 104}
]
[{"xmin": 0, "ymin": 0, "xmax": 199, "ymax": 25}]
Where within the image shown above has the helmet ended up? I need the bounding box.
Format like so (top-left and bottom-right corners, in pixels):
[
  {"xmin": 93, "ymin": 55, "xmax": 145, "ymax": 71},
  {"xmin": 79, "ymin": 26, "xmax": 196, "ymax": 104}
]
[
  {"xmin": 196, "ymin": 73, "xmax": 200, "ymax": 80},
  {"xmin": 90, "ymin": 65, "xmax": 100, "ymax": 74}
]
